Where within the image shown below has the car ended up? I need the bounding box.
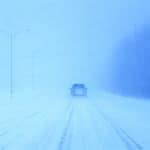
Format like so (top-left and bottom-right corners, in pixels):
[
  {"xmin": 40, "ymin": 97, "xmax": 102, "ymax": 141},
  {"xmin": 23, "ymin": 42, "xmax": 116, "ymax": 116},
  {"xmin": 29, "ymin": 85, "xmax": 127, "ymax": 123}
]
[{"xmin": 70, "ymin": 83, "xmax": 87, "ymax": 97}]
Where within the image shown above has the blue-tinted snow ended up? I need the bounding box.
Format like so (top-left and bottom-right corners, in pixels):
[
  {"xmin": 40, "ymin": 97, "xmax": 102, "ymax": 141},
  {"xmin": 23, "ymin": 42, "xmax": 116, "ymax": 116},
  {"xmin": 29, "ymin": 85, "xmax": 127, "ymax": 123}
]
[
  {"xmin": 0, "ymin": 92, "xmax": 149, "ymax": 149},
  {"xmin": 0, "ymin": 0, "xmax": 150, "ymax": 149}
]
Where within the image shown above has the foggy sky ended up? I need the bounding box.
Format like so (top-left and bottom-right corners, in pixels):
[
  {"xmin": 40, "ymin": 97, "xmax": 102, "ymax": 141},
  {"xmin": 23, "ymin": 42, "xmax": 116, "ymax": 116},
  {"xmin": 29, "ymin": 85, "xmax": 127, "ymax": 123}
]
[{"xmin": 0, "ymin": 0, "xmax": 150, "ymax": 94}]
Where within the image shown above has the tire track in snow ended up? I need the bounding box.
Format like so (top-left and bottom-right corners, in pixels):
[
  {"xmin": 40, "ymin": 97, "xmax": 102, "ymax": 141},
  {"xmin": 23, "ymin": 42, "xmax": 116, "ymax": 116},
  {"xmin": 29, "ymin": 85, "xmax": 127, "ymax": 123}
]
[
  {"xmin": 35, "ymin": 102, "xmax": 73, "ymax": 150},
  {"xmin": 92, "ymin": 103, "xmax": 143, "ymax": 150},
  {"xmin": 0, "ymin": 131, "xmax": 7, "ymax": 137},
  {"xmin": 0, "ymin": 111, "xmax": 42, "ymax": 150},
  {"xmin": 0, "ymin": 111, "xmax": 41, "ymax": 138},
  {"xmin": 57, "ymin": 105, "xmax": 73, "ymax": 150},
  {"xmin": 0, "ymin": 111, "xmax": 41, "ymax": 128}
]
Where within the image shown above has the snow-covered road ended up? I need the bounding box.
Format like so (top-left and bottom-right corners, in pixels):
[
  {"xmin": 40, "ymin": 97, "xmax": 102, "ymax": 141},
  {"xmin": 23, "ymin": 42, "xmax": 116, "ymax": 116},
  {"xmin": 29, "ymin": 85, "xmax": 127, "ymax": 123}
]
[{"xmin": 0, "ymin": 92, "xmax": 149, "ymax": 150}]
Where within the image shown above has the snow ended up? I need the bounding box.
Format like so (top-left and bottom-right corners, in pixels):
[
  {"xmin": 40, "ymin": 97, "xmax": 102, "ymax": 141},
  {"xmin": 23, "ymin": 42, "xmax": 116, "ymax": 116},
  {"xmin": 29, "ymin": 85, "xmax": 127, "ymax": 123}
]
[
  {"xmin": 0, "ymin": 91, "xmax": 149, "ymax": 150},
  {"xmin": 0, "ymin": 0, "xmax": 149, "ymax": 149}
]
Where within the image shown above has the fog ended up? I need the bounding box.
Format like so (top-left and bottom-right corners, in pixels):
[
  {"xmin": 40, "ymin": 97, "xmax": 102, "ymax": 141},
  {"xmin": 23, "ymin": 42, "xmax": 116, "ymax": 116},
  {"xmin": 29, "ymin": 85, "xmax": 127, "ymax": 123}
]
[
  {"xmin": 0, "ymin": 0, "xmax": 150, "ymax": 97},
  {"xmin": 1, "ymin": 1, "xmax": 150, "ymax": 149},
  {"xmin": 107, "ymin": 25, "xmax": 150, "ymax": 98}
]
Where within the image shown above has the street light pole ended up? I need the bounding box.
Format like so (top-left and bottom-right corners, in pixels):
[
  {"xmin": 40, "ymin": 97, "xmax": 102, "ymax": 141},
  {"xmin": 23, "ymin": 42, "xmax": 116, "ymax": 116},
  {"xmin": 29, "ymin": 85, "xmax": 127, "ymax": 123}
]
[
  {"xmin": 10, "ymin": 33, "xmax": 13, "ymax": 99},
  {"xmin": 31, "ymin": 50, "xmax": 39, "ymax": 92},
  {"xmin": 31, "ymin": 51, "xmax": 35, "ymax": 91},
  {"xmin": 0, "ymin": 29, "xmax": 29, "ymax": 100}
]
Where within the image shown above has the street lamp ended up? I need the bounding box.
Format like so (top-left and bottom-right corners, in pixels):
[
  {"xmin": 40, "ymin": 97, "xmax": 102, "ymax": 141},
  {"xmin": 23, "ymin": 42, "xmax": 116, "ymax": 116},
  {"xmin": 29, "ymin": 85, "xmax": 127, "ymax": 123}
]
[
  {"xmin": 31, "ymin": 50, "xmax": 39, "ymax": 92},
  {"xmin": 0, "ymin": 29, "xmax": 29, "ymax": 99}
]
